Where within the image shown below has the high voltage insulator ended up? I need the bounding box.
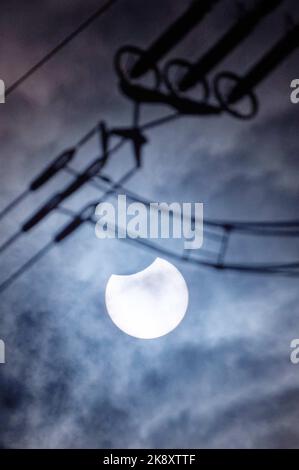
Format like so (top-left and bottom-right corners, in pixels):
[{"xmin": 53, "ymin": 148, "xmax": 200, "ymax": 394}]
[
  {"xmin": 175, "ymin": 0, "xmax": 283, "ymax": 92},
  {"xmin": 216, "ymin": 22, "xmax": 299, "ymax": 108},
  {"xmin": 21, "ymin": 156, "xmax": 108, "ymax": 232},
  {"xmin": 0, "ymin": 125, "xmax": 99, "ymax": 223},
  {"xmin": 29, "ymin": 148, "xmax": 76, "ymax": 190},
  {"xmin": 129, "ymin": 0, "xmax": 221, "ymax": 79}
]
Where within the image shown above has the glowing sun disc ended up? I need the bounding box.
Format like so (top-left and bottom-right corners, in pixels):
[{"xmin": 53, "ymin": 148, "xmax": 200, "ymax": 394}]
[{"xmin": 105, "ymin": 257, "xmax": 189, "ymax": 339}]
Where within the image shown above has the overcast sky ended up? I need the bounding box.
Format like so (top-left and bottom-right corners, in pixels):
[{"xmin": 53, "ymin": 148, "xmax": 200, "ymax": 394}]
[{"xmin": 0, "ymin": 0, "xmax": 299, "ymax": 448}]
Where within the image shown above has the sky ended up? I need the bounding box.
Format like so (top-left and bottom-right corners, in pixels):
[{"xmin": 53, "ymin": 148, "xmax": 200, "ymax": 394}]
[{"xmin": 0, "ymin": 0, "xmax": 299, "ymax": 448}]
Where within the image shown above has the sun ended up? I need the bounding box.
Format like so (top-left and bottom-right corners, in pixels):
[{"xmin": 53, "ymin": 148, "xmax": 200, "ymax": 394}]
[{"xmin": 105, "ymin": 257, "xmax": 189, "ymax": 339}]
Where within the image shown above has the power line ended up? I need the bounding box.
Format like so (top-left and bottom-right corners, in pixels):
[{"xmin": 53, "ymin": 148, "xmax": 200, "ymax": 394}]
[
  {"xmin": 0, "ymin": 168, "xmax": 138, "ymax": 295},
  {"xmin": 0, "ymin": 243, "xmax": 53, "ymax": 295},
  {"xmin": 6, "ymin": 0, "xmax": 119, "ymax": 97},
  {"xmin": 60, "ymin": 166, "xmax": 299, "ymax": 249},
  {"xmin": 0, "ymin": 111, "xmax": 181, "ymax": 260},
  {"xmin": 0, "ymin": 112, "xmax": 179, "ymax": 227},
  {"xmin": 1, "ymin": 105, "xmax": 299, "ymax": 264},
  {"xmin": 2, "ymin": 200, "xmax": 297, "ymax": 297},
  {"xmin": 0, "ymin": 189, "xmax": 30, "ymax": 222},
  {"xmin": 2, "ymin": 68, "xmax": 299, "ymax": 273},
  {"xmin": 0, "ymin": 124, "xmax": 99, "ymax": 223},
  {"xmin": 15, "ymin": 113, "xmax": 180, "ymax": 235},
  {"xmin": 2, "ymin": 1, "xmax": 299, "ymax": 293},
  {"xmin": 2, "ymin": 154, "xmax": 299, "ymax": 295},
  {"xmin": 92, "ymin": 176, "xmax": 299, "ymax": 236}
]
